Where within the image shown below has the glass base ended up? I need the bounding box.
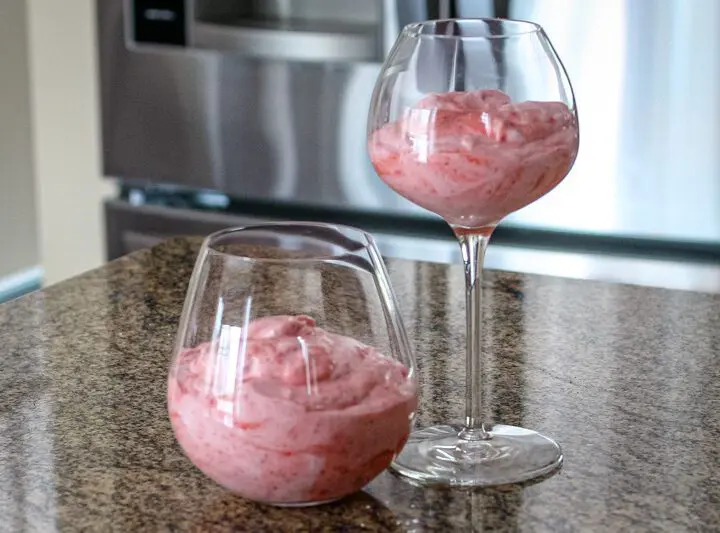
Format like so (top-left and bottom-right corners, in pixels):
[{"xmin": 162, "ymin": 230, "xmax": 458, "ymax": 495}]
[
  {"xmin": 270, "ymin": 497, "xmax": 341, "ymax": 508},
  {"xmin": 391, "ymin": 424, "xmax": 563, "ymax": 487}
]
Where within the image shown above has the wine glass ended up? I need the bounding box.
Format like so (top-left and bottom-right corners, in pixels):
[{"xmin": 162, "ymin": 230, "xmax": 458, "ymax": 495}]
[
  {"xmin": 167, "ymin": 222, "xmax": 418, "ymax": 506},
  {"xmin": 367, "ymin": 18, "xmax": 579, "ymax": 486}
]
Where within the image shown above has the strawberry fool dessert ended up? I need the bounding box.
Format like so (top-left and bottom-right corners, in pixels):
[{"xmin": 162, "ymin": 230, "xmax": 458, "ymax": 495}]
[
  {"xmin": 168, "ymin": 315, "xmax": 417, "ymax": 505},
  {"xmin": 368, "ymin": 89, "xmax": 579, "ymax": 228}
]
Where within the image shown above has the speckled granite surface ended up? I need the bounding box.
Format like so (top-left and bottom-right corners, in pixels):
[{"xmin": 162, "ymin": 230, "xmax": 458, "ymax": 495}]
[{"xmin": 0, "ymin": 237, "xmax": 718, "ymax": 532}]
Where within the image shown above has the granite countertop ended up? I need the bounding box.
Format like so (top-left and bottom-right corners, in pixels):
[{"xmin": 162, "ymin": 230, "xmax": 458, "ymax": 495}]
[{"xmin": 0, "ymin": 237, "xmax": 718, "ymax": 532}]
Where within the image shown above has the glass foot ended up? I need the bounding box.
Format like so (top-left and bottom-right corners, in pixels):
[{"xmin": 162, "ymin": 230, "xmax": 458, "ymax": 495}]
[
  {"xmin": 391, "ymin": 424, "xmax": 563, "ymax": 487},
  {"xmin": 270, "ymin": 497, "xmax": 341, "ymax": 507}
]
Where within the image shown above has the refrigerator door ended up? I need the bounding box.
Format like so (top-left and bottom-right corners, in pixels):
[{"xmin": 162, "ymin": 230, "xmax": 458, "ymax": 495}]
[
  {"xmin": 506, "ymin": 0, "xmax": 720, "ymax": 244},
  {"xmin": 97, "ymin": 1, "xmax": 501, "ymax": 219},
  {"xmin": 98, "ymin": 1, "xmax": 434, "ymax": 217}
]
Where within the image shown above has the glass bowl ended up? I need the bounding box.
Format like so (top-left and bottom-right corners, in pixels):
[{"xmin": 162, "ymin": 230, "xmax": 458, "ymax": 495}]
[{"xmin": 167, "ymin": 222, "xmax": 418, "ymax": 506}]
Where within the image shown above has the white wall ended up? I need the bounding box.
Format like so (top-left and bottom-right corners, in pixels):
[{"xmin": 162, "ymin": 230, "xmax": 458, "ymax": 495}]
[
  {"xmin": 26, "ymin": 0, "xmax": 115, "ymax": 286},
  {"xmin": 0, "ymin": 0, "xmax": 39, "ymax": 281}
]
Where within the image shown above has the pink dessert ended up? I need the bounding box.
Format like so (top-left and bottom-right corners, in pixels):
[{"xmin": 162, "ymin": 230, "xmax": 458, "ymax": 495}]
[
  {"xmin": 368, "ymin": 89, "xmax": 579, "ymax": 228},
  {"xmin": 168, "ymin": 315, "xmax": 417, "ymax": 505}
]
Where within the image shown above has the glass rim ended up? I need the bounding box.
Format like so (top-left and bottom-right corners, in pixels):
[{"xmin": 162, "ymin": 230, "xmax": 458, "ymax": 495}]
[
  {"xmin": 404, "ymin": 17, "xmax": 543, "ymax": 40},
  {"xmin": 202, "ymin": 221, "xmax": 379, "ymax": 264}
]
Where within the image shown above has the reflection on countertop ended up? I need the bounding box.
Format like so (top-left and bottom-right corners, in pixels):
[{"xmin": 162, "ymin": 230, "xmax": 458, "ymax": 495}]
[{"xmin": 0, "ymin": 237, "xmax": 718, "ymax": 532}]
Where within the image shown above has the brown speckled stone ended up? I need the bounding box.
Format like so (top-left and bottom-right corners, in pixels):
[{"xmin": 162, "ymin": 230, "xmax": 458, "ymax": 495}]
[{"xmin": 0, "ymin": 237, "xmax": 718, "ymax": 532}]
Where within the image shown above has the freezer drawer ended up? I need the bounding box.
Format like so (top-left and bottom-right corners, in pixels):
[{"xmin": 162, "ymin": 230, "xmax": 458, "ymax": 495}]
[
  {"xmin": 105, "ymin": 198, "xmax": 462, "ymax": 264},
  {"xmin": 105, "ymin": 199, "xmax": 279, "ymax": 260}
]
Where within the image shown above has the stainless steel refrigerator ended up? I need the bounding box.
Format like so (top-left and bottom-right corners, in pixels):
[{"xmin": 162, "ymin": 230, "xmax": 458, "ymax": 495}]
[{"xmin": 97, "ymin": 0, "xmax": 720, "ymax": 290}]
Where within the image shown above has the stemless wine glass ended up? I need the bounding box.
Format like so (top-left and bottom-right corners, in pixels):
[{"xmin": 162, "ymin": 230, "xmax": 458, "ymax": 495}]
[
  {"xmin": 167, "ymin": 223, "xmax": 418, "ymax": 506},
  {"xmin": 367, "ymin": 19, "xmax": 579, "ymax": 486}
]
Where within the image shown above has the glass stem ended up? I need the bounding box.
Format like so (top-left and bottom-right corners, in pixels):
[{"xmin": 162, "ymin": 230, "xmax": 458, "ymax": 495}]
[{"xmin": 455, "ymin": 228, "xmax": 494, "ymax": 441}]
